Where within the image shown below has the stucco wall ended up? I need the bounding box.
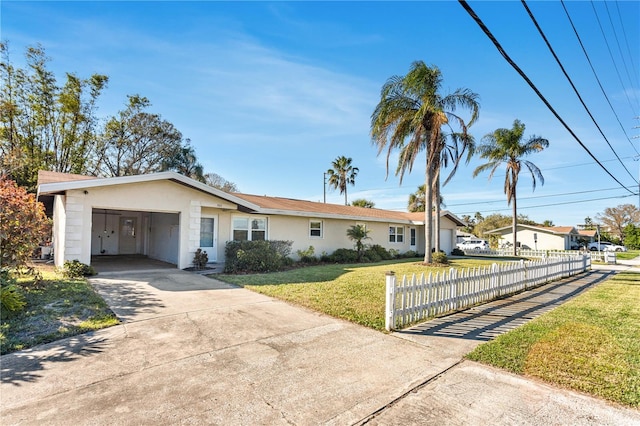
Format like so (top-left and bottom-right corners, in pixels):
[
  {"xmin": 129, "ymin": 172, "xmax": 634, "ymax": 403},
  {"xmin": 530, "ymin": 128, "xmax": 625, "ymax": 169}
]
[
  {"xmin": 62, "ymin": 180, "xmax": 236, "ymax": 269},
  {"xmin": 495, "ymin": 228, "xmax": 575, "ymax": 250},
  {"xmin": 265, "ymin": 215, "xmax": 416, "ymax": 259}
]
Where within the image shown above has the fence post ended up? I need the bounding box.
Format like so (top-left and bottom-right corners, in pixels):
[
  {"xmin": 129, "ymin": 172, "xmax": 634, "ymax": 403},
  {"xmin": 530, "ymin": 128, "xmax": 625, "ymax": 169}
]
[{"xmin": 385, "ymin": 271, "xmax": 396, "ymax": 331}]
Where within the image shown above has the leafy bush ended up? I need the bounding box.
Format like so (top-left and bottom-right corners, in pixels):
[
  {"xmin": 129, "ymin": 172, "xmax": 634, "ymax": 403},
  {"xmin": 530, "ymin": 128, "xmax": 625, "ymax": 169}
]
[
  {"xmin": 0, "ymin": 269, "xmax": 26, "ymax": 318},
  {"xmin": 193, "ymin": 248, "xmax": 209, "ymax": 269},
  {"xmin": 224, "ymin": 240, "xmax": 293, "ymax": 273},
  {"xmin": 328, "ymin": 248, "xmax": 359, "ymax": 263},
  {"xmin": 0, "ymin": 177, "xmax": 50, "ymax": 269},
  {"xmin": 62, "ymin": 260, "xmax": 96, "ymax": 278},
  {"xmin": 451, "ymin": 248, "xmax": 465, "ymax": 256},
  {"xmin": 365, "ymin": 244, "xmax": 393, "ymax": 261},
  {"xmin": 296, "ymin": 246, "xmax": 317, "ymax": 263},
  {"xmin": 431, "ymin": 251, "xmax": 449, "ymax": 265},
  {"xmin": 399, "ymin": 250, "xmax": 418, "ymax": 259}
]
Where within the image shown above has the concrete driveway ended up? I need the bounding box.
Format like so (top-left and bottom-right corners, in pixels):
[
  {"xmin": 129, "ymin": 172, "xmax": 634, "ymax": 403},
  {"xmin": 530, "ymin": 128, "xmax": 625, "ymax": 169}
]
[{"xmin": 2, "ymin": 269, "xmax": 639, "ymax": 425}]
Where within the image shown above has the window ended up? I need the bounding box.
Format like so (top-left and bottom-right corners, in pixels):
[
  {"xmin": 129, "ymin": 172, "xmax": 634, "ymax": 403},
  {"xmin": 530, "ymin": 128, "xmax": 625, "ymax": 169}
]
[
  {"xmin": 389, "ymin": 226, "xmax": 404, "ymax": 243},
  {"xmin": 200, "ymin": 218, "xmax": 215, "ymax": 247},
  {"xmin": 410, "ymin": 228, "xmax": 416, "ymax": 246},
  {"xmin": 309, "ymin": 220, "xmax": 323, "ymax": 238},
  {"xmin": 233, "ymin": 217, "xmax": 267, "ymax": 241}
]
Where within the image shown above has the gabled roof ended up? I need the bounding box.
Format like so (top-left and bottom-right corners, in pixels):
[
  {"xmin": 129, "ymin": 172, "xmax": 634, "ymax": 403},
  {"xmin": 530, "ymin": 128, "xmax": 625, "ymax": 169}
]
[
  {"xmin": 37, "ymin": 171, "xmax": 258, "ymax": 210},
  {"xmin": 36, "ymin": 171, "xmax": 466, "ymax": 225},
  {"xmin": 37, "ymin": 170, "xmax": 98, "ymax": 186},
  {"xmin": 578, "ymin": 229, "xmax": 597, "ymax": 237},
  {"xmin": 233, "ymin": 193, "xmax": 466, "ymax": 225},
  {"xmin": 486, "ymin": 224, "xmax": 579, "ymax": 236}
]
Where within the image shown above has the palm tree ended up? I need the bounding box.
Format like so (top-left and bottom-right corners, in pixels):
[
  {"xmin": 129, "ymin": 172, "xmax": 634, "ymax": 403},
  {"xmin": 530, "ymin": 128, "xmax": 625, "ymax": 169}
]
[
  {"xmin": 473, "ymin": 119, "xmax": 549, "ymax": 256},
  {"xmin": 351, "ymin": 198, "xmax": 375, "ymax": 208},
  {"xmin": 346, "ymin": 224, "xmax": 370, "ymax": 261},
  {"xmin": 326, "ymin": 156, "xmax": 359, "ymax": 205},
  {"xmin": 371, "ymin": 61, "xmax": 479, "ymax": 263}
]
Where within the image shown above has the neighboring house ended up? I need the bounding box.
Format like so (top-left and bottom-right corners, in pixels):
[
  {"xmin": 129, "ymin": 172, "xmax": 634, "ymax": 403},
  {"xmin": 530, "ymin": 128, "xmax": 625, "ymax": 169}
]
[
  {"xmin": 37, "ymin": 171, "xmax": 465, "ymax": 269},
  {"xmin": 485, "ymin": 224, "xmax": 583, "ymax": 250}
]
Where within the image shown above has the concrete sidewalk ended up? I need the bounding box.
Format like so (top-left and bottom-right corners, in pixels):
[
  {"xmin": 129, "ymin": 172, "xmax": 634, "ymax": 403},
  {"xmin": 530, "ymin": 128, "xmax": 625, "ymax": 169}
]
[{"xmin": 1, "ymin": 265, "xmax": 639, "ymax": 425}]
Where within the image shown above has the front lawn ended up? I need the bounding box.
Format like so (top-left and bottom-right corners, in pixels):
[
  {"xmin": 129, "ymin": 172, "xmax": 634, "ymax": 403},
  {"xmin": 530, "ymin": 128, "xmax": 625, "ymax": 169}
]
[
  {"xmin": 217, "ymin": 257, "xmax": 512, "ymax": 331},
  {"xmin": 0, "ymin": 266, "xmax": 119, "ymax": 355},
  {"xmin": 466, "ymin": 271, "xmax": 640, "ymax": 408}
]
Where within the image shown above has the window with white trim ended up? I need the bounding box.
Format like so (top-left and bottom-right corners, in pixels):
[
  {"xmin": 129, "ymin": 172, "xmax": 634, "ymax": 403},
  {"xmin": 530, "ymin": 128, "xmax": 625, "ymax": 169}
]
[
  {"xmin": 389, "ymin": 226, "xmax": 404, "ymax": 243},
  {"xmin": 309, "ymin": 220, "xmax": 323, "ymax": 238},
  {"xmin": 233, "ymin": 217, "xmax": 267, "ymax": 241}
]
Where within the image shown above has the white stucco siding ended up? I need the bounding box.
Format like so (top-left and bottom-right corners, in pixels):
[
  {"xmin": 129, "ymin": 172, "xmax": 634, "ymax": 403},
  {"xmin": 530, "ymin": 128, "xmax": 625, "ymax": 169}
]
[
  {"xmin": 148, "ymin": 212, "xmax": 180, "ymax": 264},
  {"xmin": 72, "ymin": 180, "xmax": 237, "ymax": 269},
  {"xmin": 266, "ymin": 215, "xmax": 414, "ymax": 258},
  {"xmin": 496, "ymin": 228, "xmax": 568, "ymax": 250},
  {"xmin": 52, "ymin": 195, "xmax": 67, "ymax": 268},
  {"xmin": 65, "ymin": 190, "xmax": 90, "ymax": 265}
]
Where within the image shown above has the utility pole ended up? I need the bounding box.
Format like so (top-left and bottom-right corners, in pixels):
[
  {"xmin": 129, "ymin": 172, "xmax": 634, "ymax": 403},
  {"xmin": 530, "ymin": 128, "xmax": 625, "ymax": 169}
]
[{"xmin": 323, "ymin": 172, "xmax": 327, "ymax": 203}]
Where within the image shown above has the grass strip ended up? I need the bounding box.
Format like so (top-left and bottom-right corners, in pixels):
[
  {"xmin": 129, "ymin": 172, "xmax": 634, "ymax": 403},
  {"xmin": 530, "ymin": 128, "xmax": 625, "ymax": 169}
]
[
  {"xmin": 466, "ymin": 271, "xmax": 640, "ymax": 407},
  {"xmin": 1, "ymin": 269, "xmax": 118, "ymax": 355},
  {"xmin": 217, "ymin": 257, "xmax": 513, "ymax": 331}
]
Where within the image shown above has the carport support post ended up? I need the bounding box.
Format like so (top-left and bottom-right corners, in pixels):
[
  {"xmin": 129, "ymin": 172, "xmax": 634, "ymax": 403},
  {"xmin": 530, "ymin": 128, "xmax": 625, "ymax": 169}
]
[{"xmin": 385, "ymin": 271, "xmax": 396, "ymax": 331}]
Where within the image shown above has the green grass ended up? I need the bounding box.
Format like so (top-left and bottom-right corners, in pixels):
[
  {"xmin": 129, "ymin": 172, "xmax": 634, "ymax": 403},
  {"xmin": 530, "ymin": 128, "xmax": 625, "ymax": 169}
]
[
  {"xmin": 615, "ymin": 250, "xmax": 640, "ymax": 261},
  {"xmin": 217, "ymin": 257, "xmax": 512, "ymax": 331},
  {"xmin": 466, "ymin": 271, "xmax": 640, "ymax": 407},
  {"xmin": 1, "ymin": 268, "xmax": 119, "ymax": 355}
]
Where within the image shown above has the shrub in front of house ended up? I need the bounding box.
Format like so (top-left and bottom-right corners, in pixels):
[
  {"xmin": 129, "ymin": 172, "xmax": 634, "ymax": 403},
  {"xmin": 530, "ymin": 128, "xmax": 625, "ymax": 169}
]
[
  {"xmin": 1, "ymin": 269, "xmax": 26, "ymax": 318},
  {"xmin": 193, "ymin": 248, "xmax": 209, "ymax": 269},
  {"xmin": 62, "ymin": 260, "xmax": 97, "ymax": 278},
  {"xmin": 327, "ymin": 248, "xmax": 359, "ymax": 263},
  {"xmin": 224, "ymin": 240, "xmax": 293, "ymax": 273},
  {"xmin": 364, "ymin": 244, "xmax": 393, "ymax": 262},
  {"xmin": 431, "ymin": 251, "xmax": 449, "ymax": 265},
  {"xmin": 296, "ymin": 246, "xmax": 317, "ymax": 263}
]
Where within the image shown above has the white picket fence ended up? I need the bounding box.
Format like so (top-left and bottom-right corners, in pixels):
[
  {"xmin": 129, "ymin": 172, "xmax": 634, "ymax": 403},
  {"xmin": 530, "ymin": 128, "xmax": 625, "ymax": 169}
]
[
  {"xmin": 461, "ymin": 248, "xmax": 614, "ymax": 263},
  {"xmin": 385, "ymin": 255, "xmax": 591, "ymax": 331}
]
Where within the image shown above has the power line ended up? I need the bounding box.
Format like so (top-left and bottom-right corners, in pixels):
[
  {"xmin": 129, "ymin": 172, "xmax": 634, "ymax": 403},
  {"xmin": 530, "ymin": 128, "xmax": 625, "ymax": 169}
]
[
  {"xmin": 560, "ymin": 0, "xmax": 638, "ymax": 153},
  {"xmin": 521, "ymin": 0, "xmax": 637, "ymax": 183},
  {"xmin": 603, "ymin": 0, "xmax": 640, "ymax": 108},
  {"xmin": 589, "ymin": 0, "xmax": 638, "ymax": 114},
  {"xmin": 454, "ymin": 193, "xmax": 635, "ymax": 216},
  {"xmin": 614, "ymin": 0, "xmax": 639, "ymax": 86},
  {"xmin": 446, "ymin": 186, "xmax": 630, "ymax": 207},
  {"xmin": 457, "ymin": 0, "xmax": 636, "ymax": 196}
]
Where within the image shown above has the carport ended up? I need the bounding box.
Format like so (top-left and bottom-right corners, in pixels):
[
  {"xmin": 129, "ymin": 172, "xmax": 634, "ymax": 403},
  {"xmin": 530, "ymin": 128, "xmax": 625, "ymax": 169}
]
[{"xmin": 91, "ymin": 208, "xmax": 180, "ymax": 266}]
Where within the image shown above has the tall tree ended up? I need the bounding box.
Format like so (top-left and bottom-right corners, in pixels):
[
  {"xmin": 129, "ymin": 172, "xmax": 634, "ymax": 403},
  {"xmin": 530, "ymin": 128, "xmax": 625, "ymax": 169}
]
[
  {"xmin": 0, "ymin": 42, "xmax": 108, "ymax": 190},
  {"xmin": 161, "ymin": 141, "xmax": 205, "ymax": 182},
  {"xmin": 351, "ymin": 198, "xmax": 375, "ymax": 208},
  {"xmin": 371, "ymin": 61, "xmax": 479, "ymax": 263},
  {"xmin": 204, "ymin": 172, "xmax": 239, "ymax": 193},
  {"xmin": 326, "ymin": 156, "xmax": 359, "ymax": 205},
  {"xmin": 408, "ymin": 185, "xmax": 426, "ymax": 212},
  {"xmin": 596, "ymin": 204, "xmax": 640, "ymax": 241},
  {"xmin": 473, "ymin": 119, "xmax": 549, "ymax": 255},
  {"xmin": 95, "ymin": 95, "xmax": 184, "ymax": 177}
]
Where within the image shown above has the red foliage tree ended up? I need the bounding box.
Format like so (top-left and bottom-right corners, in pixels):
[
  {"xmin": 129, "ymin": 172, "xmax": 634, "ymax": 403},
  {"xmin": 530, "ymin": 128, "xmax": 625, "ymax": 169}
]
[{"xmin": 0, "ymin": 176, "xmax": 50, "ymax": 269}]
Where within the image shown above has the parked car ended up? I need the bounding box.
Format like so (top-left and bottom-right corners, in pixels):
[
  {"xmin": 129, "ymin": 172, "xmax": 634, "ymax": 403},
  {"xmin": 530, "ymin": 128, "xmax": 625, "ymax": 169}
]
[
  {"xmin": 456, "ymin": 239, "xmax": 489, "ymax": 251},
  {"xmin": 587, "ymin": 241, "xmax": 627, "ymax": 252}
]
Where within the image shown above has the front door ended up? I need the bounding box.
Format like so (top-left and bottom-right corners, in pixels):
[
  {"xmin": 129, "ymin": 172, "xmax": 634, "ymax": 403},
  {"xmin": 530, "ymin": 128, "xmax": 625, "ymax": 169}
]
[
  {"xmin": 199, "ymin": 216, "xmax": 217, "ymax": 262},
  {"xmin": 119, "ymin": 217, "xmax": 137, "ymax": 254},
  {"xmin": 410, "ymin": 228, "xmax": 417, "ymax": 251}
]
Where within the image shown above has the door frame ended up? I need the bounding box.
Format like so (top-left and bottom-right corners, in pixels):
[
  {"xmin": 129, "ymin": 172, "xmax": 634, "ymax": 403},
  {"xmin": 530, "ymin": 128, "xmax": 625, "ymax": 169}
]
[
  {"xmin": 409, "ymin": 227, "xmax": 417, "ymax": 252},
  {"xmin": 199, "ymin": 214, "xmax": 218, "ymax": 262}
]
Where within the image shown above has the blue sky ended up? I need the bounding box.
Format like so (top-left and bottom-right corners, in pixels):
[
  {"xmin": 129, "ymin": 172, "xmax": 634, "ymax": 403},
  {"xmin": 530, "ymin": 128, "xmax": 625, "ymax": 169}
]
[{"xmin": 3, "ymin": 1, "xmax": 639, "ymax": 227}]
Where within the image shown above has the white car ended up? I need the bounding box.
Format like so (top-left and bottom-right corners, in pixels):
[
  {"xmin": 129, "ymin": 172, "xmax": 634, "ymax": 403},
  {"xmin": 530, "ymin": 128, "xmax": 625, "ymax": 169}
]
[
  {"xmin": 588, "ymin": 241, "xmax": 627, "ymax": 252},
  {"xmin": 456, "ymin": 239, "xmax": 489, "ymax": 251}
]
